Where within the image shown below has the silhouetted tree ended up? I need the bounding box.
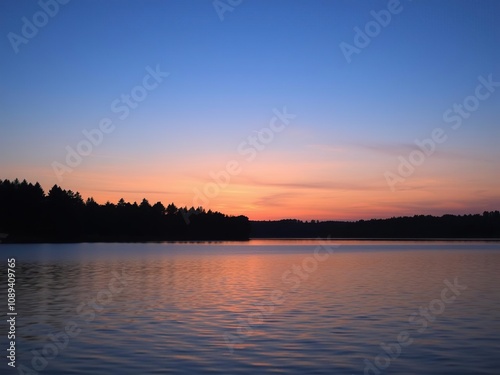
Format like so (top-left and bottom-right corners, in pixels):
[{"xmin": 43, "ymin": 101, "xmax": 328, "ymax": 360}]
[
  {"xmin": 0, "ymin": 178, "xmax": 251, "ymax": 242},
  {"xmin": 166, "ymin": 203, "xmax": 178, "ymax": 215}
]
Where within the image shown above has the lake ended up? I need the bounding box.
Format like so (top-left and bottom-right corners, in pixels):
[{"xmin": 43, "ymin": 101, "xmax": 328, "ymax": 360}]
[{"xmin": 1, "ymin": 240, "xmax": 499, "ymax": 374}]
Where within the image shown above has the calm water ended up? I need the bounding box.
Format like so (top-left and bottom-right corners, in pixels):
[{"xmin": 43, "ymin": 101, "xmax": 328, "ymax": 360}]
[{"xmin": 1, "ymin": 240, "xmax": 499, "ymax": 374}]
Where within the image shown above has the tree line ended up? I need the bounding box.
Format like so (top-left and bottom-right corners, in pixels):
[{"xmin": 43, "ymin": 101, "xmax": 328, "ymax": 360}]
[
  {"xmin": 250, "ymin": 212, "xmax": 500, "ymax": 239},
  {"xmin": 1, "ymin": 178, "xmax": 498, "ymax": 243},
  {"xmin": 0, "ymin": 179, "xmax": 250, "ymax": 242}
]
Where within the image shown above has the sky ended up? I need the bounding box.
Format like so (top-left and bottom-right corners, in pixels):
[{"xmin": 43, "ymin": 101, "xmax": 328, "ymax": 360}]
[{"xmin": 1, "ymin": 0, "xmax": 499, "ymax": 221}]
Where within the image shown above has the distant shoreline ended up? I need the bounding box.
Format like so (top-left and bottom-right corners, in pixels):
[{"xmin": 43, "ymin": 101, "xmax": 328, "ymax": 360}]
[
  {"xmin": 2, "ymin": 179, "xmax": 499, "ymax": 244},
  {"xmin": 2, "ymin": 237, "xmax": 500, "ymax": 245},
  {"xmin": 249, "ymin": 237, "xmax": 500, "ymax": 242}
]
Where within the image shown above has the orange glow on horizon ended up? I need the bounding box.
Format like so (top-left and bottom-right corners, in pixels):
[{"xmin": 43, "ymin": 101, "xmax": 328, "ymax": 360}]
[{"xmin": 3, "ymin": 146, "xmax": 499, "ymax": 222}]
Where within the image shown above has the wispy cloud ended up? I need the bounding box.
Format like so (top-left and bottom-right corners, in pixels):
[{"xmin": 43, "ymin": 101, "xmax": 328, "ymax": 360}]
[
  {"xmin": 253, "ymin": 192, "xmax": 298, "ymax": 207},
  {"xmin": 93, "ymin": 188, "xmax": 174, "ymax": 196},
  {"xmin": 87, "ymin": 153, "xmax": 139, "ymax": 161},
  {"xmin": 355, "ymin": 142, "xmax": 490, "ymax": 161},
  {"xmin": 305, "ymin": 144, "xmax": 346, "ymax": 153}
]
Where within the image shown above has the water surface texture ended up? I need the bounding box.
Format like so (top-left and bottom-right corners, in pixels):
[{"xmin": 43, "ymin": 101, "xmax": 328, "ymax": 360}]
[{"xmin": 1, "ymin": 241, "xmax": 499, "ymax": 374}]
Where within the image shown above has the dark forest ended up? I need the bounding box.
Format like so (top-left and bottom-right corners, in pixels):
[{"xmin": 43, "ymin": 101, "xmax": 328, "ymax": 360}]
[
  {"xmin": 1, "ymin": 179, "xmax": 499, "ymax": 243},
  {"xmin": 0, "ymin": 179, "xmax": 250, "ymax": 242}
]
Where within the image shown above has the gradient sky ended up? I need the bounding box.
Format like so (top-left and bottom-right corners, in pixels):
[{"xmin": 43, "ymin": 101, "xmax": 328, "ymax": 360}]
[{"xmin": 1, "ymin": 0, "xmax": 499, "ymax": 220}]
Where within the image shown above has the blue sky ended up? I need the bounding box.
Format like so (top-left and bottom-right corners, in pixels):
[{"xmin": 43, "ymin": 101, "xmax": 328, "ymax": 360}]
[{"xmin": 1, "ymin": 0, "xmax": 499, "ymax": 220}]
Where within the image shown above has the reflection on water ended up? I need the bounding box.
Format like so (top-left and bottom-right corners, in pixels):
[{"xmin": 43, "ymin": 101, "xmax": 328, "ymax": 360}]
[{"xmin": 1, "ymin": 241, "xmax": 499, "ymax": 374}]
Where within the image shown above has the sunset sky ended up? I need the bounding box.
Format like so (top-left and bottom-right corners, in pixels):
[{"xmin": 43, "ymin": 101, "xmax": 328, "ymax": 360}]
[{"xmin": 1, "ymin": 0, "xmax": 499, "ymax": 221}]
